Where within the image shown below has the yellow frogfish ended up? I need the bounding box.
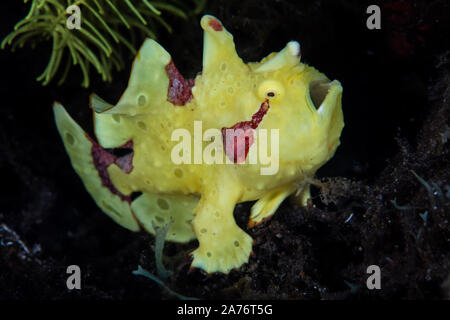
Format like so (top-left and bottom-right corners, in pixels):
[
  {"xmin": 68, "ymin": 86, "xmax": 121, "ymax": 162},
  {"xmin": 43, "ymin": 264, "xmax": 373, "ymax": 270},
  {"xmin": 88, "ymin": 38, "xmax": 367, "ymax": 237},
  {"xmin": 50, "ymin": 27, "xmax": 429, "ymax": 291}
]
[{"xmin": 53, "ymin": 15, "xmax": 344, "ymax": 274}]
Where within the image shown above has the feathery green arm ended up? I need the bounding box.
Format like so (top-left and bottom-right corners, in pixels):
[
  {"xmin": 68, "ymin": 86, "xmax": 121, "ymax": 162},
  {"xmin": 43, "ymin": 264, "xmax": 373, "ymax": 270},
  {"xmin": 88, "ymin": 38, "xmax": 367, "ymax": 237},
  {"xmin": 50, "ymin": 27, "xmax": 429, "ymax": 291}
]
[{"xmin": 2, "ymin": 0, "xmax": 206, "ymax": 87}]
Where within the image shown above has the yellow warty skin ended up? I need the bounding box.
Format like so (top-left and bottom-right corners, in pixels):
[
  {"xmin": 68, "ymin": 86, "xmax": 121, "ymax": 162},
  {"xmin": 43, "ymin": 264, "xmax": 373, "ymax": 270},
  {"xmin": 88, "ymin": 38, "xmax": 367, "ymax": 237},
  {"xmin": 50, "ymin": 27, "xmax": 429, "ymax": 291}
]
[{"xmin": 53, "ymin": 15, "xmax": 344, "ymax": 274}]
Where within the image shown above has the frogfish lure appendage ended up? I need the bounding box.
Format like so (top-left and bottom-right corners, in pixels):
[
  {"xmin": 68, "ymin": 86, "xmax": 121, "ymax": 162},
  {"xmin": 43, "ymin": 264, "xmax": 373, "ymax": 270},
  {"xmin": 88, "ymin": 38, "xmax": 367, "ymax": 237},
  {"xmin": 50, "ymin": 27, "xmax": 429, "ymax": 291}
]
[{"xmin": 53, "ymin": 15, "xmax": 344, "ymax": 274}]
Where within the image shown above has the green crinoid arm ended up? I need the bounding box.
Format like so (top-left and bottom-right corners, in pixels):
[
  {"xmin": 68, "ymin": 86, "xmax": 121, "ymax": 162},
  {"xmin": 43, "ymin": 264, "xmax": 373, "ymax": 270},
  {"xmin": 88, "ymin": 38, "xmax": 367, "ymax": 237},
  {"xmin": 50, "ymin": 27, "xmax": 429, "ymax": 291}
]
[{"xmin": 2, "ymin": 0, "xmax": 206, "ymax": 87}]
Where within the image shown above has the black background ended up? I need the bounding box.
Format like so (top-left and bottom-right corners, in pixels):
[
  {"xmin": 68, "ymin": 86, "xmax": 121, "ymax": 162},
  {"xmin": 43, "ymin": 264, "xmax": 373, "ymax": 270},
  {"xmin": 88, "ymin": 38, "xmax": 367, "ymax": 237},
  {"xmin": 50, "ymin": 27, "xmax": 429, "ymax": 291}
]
[{"xmin": 0, "ymin": 0, "xmax": 448, "ymax": 300}]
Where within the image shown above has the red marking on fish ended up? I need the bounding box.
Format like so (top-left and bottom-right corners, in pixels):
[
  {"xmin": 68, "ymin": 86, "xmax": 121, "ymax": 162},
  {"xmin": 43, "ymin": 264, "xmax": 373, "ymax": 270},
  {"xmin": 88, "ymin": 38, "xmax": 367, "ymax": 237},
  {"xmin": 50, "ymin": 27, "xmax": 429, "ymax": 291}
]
[
  {"xmin": 221, "ymin": 100, "xmax": 270, "ymax": 163},
  {"xmin": 165, "ymin": 60, "xmax": 195, "ymax": 106},
  {"xmin": 208, "ymin": 19, "xmax": 223, "ymax": 31},
  {"xmin": 89, "ymin": 137, "xmax": 134, "ymax": 202}
]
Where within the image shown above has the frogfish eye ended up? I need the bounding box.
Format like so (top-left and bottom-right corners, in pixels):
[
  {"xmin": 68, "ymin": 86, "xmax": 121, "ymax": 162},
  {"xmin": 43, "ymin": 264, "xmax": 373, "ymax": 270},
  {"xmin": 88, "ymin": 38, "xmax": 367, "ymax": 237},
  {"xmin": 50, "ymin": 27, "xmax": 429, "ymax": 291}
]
[{"xmin": 258, "ymin": 80, "xmax": 284, "ymax": 100}]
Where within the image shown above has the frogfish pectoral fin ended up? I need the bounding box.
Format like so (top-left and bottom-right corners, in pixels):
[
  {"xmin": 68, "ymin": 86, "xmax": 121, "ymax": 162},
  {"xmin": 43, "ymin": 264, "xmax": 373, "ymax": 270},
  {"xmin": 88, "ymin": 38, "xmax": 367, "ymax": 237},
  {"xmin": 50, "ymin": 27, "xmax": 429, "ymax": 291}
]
[{"xmin": 131, "ymin": 193, "xmax": 198, "ymax": 243}]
